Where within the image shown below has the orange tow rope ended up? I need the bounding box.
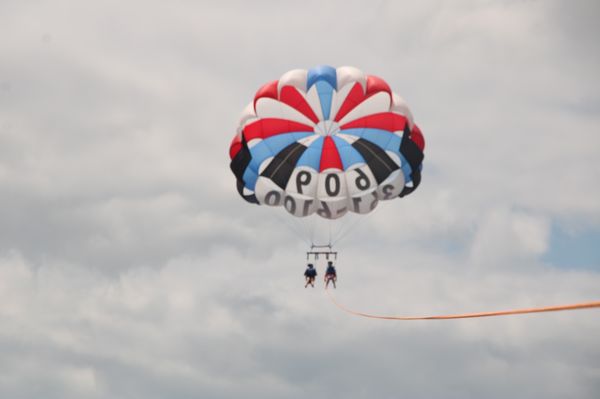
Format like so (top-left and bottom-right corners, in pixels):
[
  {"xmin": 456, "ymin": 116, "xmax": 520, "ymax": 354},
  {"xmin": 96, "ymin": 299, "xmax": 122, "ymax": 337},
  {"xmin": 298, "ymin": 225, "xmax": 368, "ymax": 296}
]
[{"xmin": 326, "ymin": 289, "xmax": 600, "ymax": 320}]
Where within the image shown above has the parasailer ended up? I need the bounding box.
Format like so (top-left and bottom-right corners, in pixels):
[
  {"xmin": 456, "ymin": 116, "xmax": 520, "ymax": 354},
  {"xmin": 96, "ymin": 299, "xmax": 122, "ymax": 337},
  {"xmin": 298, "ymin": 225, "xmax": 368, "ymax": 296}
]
[
  {"xmin": 324, "ymin": 261, "xmax": 337, "ymax": 289},
  {"xmin": 304, "ymin": 263, "xmax": 317, "ymax": 288}
]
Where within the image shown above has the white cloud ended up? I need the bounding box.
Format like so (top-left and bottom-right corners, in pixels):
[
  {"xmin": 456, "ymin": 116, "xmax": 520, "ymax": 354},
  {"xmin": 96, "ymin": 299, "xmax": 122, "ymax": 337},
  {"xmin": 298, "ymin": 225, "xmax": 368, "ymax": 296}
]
[
  {"xmin": 1, "ymin": 0, "xmax": 599, "ymax": 398},
  {"xmin": 469, "ymin": 207, "xmax": 551, "ymax": 267},
  {"xmin": 1, "ymin": 245, "xmax": 599, "ymax": 398}
]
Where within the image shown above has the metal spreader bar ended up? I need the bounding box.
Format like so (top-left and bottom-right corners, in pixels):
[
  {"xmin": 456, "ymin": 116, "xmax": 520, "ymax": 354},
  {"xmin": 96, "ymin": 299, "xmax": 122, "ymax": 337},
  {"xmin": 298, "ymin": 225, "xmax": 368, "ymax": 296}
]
[{"xmin": 306, "ymin": 244, "xmax": 337, "ymax": 261}]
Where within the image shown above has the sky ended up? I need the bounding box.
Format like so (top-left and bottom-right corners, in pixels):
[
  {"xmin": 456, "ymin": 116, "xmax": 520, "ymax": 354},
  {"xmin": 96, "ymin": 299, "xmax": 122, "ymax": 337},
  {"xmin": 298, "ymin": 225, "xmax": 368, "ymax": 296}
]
[{"xmin": 1, "ymin": 0, "xmax": 599, "ymax": 398}]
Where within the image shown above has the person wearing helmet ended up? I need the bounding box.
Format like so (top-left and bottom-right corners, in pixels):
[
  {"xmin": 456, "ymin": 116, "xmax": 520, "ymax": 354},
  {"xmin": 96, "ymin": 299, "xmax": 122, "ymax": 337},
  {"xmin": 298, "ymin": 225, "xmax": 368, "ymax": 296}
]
[
  {"xmin": 304, "ymin": 263, "xmax": 317, "ymax": 288},
  {"xmin": 324, "ymin": 261, "xmax": 337, "ymax": 289}
]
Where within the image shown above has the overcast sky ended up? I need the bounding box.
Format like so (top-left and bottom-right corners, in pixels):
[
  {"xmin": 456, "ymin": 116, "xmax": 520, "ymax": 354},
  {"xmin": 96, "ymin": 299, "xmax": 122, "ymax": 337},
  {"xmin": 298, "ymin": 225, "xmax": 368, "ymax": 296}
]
[{"xmin": 1, "ymin": 1, "xmax": 600, "ymax": 398}]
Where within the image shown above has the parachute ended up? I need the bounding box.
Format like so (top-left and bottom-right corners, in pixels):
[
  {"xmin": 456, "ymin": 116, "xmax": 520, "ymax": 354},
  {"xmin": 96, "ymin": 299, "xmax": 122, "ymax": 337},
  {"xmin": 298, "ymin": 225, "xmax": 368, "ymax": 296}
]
[
  {"xmin": 229, "ymin": 65, "xmax": 425, "ymax": 220},
  {"xmin": 228, "ymin": 66, "xmax": 600, "ymax": 320}
]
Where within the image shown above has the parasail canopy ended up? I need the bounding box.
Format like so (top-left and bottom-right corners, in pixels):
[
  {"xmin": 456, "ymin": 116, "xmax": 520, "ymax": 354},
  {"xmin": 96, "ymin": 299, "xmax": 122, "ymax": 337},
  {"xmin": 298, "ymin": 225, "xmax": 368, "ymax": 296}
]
[{"xmin": 229, "ymin": 65, "xmax": 425, "ymax": 220}]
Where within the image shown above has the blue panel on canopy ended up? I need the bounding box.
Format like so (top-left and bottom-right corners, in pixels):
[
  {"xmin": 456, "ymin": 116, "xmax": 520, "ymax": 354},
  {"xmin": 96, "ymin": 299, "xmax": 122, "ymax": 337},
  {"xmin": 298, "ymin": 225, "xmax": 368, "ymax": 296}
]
[
  {"xmin": 295, "ymin": 136, "xmax": 324, "ymax": 171},
  {"xmin": 248, "ymin": 132, "xmax": 313, "ymax": 174},
  {"xmin": 242, "ymin": 167, "xmax": 259, "ymax": 190},
  {"xmin": 315, "ymin": 81, "xmax": 334, "ymax": 120},
  {"xmin": 400, "ymin": 154, "xmax": 412, "ymax": 183},
  {"xmin": 307, "ymin": 65, "xmax": 337, "ymax": 90},
  {"xmin": 332, "ymin": 136, "xmax": 365, "ymax": 169},
  {"xmin": 341, "ymin": 128, "xmax": 396, "ymax": 150}
]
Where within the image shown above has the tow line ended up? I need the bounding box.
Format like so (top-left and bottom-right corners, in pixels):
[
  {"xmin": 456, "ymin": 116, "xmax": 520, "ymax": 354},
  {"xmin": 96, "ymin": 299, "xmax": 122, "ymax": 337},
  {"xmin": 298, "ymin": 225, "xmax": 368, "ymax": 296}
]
[{"xmin": 326, "ymin": 289, "xmax": 600, "ymax": 320}]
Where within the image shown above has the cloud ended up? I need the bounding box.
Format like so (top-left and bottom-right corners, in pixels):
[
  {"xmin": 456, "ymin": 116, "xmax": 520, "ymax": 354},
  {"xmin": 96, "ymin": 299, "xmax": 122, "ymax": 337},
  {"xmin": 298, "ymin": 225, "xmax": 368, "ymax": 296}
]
[
  {"xmin": 468, "ymin": 207, "xmax": 551, "ymax": 267},
  {"xmin": 1, "ymin": 245, "xmax": 600, "ymax": 399},
  {"xmin": 0, "ymin": 0, "xmax": 599, "ymax": 398}
]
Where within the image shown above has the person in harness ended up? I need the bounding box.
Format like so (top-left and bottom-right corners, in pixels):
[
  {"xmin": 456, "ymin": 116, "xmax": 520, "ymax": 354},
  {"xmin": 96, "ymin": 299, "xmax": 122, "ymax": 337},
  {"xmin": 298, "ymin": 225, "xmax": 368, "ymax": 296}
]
[
  {"xmin": 304, "ymin": 263, "xmax": 317, "ymax": 288},
  {"xmin": 324, "ymin": 261, "xmax": 337, "ymax": 289}
]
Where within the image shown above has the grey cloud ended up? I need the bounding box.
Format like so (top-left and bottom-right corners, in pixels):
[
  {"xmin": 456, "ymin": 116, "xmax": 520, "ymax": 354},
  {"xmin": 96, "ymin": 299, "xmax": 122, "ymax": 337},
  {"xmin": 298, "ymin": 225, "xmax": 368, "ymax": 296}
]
[
  {"xmin": 1, "ymin": 0, "xmax": 600, "ymax": 398},
  {"xmin": 2, "ymin": 250, "xmax": 599, "ymax": 399}
]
